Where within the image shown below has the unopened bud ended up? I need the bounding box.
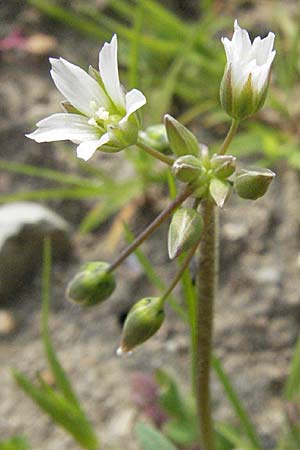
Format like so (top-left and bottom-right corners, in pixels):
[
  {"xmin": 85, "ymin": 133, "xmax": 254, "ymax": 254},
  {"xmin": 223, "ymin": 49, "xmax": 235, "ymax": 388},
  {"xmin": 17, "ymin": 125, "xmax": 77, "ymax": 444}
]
[
  {"xmin": 168, "ymin": 207, "xmax": 203, "ymax": 259},
  {"xmin": 234, "ymin": 168, "xmax": 275, "ymax": 200},
  {"xmin": 119, "ymin": 297, "xmax": 165, "ymax": 353},
  {"xmin": 211, "ymin": 154, "xmax": 236, "ymax": 179},
  {"xmin": 138, "ymin": 124, "xmax": 169, "ymax": 152},
  {"xmin": 164, "ymin": 114, "xmax": 199, "ymax": 157},
  {"xmin": 66, "ymin": 261, "xmax": 116, "ymax": 307},
  {"xmin": 172, "ymin": 155, "xmax": 202, "ymax": 183}
]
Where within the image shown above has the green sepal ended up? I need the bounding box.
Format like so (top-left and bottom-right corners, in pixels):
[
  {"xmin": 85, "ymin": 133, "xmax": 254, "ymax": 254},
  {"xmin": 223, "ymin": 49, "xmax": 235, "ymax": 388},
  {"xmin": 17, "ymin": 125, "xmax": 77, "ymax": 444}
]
[
  {"xmin": 234, "ymin": 168, "xmax": 275, "ymax": 200},
  {"xmin": 211, "ymin": 154, "xmax": 236, "ymax": 179},
  {"xmin": 209, "ymin": 178, "xmax": 231, "ymax": 208},
  {"xmin": 168, "ymin": 207, "xmax": 203, "ymax": 259},
  {"xmin": 172, "ymin": 155, "xmax": 202, "ymax": 183},
  {"xmin": 164, "ymin": 114, "xmax": 199, "ymax": 157},
  {"xmin": 119, "ymin": 297, "xmax": 164, "ymax": 353},
  {"xmin": 66, "ymin": 262, "xmax": 116, "ymax": 307}
]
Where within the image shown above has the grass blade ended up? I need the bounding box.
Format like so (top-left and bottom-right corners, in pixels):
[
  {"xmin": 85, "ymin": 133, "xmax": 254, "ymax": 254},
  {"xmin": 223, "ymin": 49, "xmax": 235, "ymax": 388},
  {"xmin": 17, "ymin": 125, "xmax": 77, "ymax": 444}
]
[
  {"xmin": 135, "ymin": 423, "xmax": 179, "ymax": 450},
  {"xmin": 212, "ymin": 354, "xmax": 263, "ymax": 450}
]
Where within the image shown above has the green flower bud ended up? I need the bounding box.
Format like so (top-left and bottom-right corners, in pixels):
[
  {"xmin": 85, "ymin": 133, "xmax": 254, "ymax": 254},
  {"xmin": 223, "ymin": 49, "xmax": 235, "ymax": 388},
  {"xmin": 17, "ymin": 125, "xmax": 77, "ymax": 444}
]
[
  {"xmin": 118, "ymin": 297, "xmax": 165, "ymax": 353},
  {"xmin": 234, "ymin": 168, "xmax": 275, "ymax": 200},
  {"xmin": 66, "ymin": 262, "xmax": 116, "ymax": 307},
  {"xmin": 138, "ymin": 124, "xmax": 169, "ymax": 152},
  {"xmin": 210, "ymin": 154, "xmax": 236, "ymax": 179},
  {"xmin": 172, "ymin": 155, "xmax": 202, "ymax": 183},
  {"xmin": 164, "ymin": 114, "xmax": 199, "ymax": 157},
  {"xmin": 168, "ymin": 207, "xmax": 203, "ymax": 259},
  {"xmin": 209, "ymin": 178, "xmax": 231, "ymax": 208}
]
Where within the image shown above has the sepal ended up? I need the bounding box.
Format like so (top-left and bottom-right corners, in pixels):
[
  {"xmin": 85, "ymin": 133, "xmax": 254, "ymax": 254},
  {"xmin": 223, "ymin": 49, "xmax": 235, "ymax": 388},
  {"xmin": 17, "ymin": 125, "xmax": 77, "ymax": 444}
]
[
  {"xmin": 164, "ymin": 114, "xmax": 199, "ymax": 157},
  {"xmin": 234, "ymin": 168, "xmax": 275, "ymax": 200},
  {"xmin": 66, "ymin": 261, "xmax": 116, "ymax": 306},
  {"xmin": 119, "ymin": 297, "xmax": 165, "ymax": 353},
  {"xmin": 168, "ymin": 207, "xmax": 203, "ymax": 259},
  {"xmin": 172, "ymin": 155, "xmax": 202, "ymax": 183}
]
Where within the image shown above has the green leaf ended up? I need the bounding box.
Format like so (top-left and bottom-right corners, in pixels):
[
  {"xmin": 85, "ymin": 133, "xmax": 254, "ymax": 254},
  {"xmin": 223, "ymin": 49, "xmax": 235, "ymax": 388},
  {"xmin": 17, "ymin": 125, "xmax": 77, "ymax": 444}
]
[
  {"xmin": 212, "ymin": 355, "xmax": 263, "ymax": 450},
  {"xmin": 41, "ymin": 239, "xmax": 81, "ymax": 407},
  {"xmin": 0, "ymin": 436, "xmax": 32, "ymax": 450},
  {"xmin": 155, "ymin": 369, "xmax": 199, "ymax": 445},
  {"xmin": 135, "ymin": 423, "xmax": 178, "ymax": 450},
  {"xmin": 13, "ymin": 371, "xmax": 99, "ymax": 450},
  {"xmin": 12, "ymin": 239, "xmax": 100, "ymax": 450},
  {"xmin": 216, "ymin": 422, "xmax": 258, "ymax": 450}
]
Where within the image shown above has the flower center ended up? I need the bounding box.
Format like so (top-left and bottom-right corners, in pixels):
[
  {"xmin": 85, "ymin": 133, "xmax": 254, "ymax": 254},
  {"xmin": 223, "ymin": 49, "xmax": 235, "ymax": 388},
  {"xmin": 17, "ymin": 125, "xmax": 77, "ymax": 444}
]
[{"xmin": 88, "ymin": 101, "xmax": 122, "ymax": 132}]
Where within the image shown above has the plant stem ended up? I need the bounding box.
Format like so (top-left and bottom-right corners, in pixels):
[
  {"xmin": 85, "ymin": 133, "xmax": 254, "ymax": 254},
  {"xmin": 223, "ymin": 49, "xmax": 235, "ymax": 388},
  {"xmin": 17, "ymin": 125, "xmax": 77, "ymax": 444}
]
[
  {"xmin": 160, "ymin": 235, "xmax": 202, "ymax": 304},
  {"xmin": 136, "ymin": 140, "xmax": 175, "ymax": 165},
  {"xmin": 107, "ymin": 185, "xmax": 193, "ymax": 273},
  {"xmin": 195, "ymin": 199, "xmax": 218, "ymax": 450},
  {"xmin": 218, "ymin": 118, "xmax": 239, "ymax": 155}
]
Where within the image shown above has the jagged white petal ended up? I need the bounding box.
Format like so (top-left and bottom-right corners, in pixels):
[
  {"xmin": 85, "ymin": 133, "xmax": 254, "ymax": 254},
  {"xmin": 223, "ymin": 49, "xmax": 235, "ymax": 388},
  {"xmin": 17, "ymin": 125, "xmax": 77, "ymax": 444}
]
[
  {"xmin": 76, "ymin": 133, "xmax": 110, "ymax": 161},
  {"xmin": 50, "ymin": 58, "xmax": 109, "ymax": 116},
  {"xmin": 26, "ymin": 113, "xmax": 99, "ymax": 143},
  {"xmin": 99, "ymin": 35, "xmax": 125, "ymax": 110},
  {"xmin": 120, "ymin": 89, "xmax": 146, "ymax": 123}
]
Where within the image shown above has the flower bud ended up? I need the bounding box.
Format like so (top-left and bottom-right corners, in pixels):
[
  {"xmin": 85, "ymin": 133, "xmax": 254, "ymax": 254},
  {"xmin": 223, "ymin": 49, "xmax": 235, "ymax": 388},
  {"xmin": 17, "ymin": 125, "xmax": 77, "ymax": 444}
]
[
  {"xmin": 66, "ymin": 262, "xmax": 116, "ymax": 307},
  {"xmin": 220, "ymin": 20, "xmax": 275, "ymax": 120},
  {"xmin": 234, "ymin": 168, "xmax": 275, "ymax": 200},
  {"xmin": 172, "ymin": 155, "xmax": 202, "ymax": 183},
  {"xmin": 210, "ymin": 154, "xmax": 236, "ymax": 179},
  {"xmin": 138, "ymin": 124, "xmax": 170, "ymax": 152},
  {"xmin": 164, "ymin": 114, "xmax": 199, "ymax": 157},
  {"xmin": 119, "ymin": 297, "xmax": 165, "ymax": 353},
  {"xmin": 168, "ymin": 207, "xmax": 203, "ymax": 259},
  {"xmin": 209, "ymin": 178, "xmax": 231, "ymax": 208}
]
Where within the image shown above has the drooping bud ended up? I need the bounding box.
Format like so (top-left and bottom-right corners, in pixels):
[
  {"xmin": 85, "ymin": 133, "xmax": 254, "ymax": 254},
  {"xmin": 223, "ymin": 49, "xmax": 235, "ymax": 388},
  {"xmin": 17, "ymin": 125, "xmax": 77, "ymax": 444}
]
[
  {"xmin": 119, "ymin": 297, "xmax": 165, "ymax": 353},
  {"xmin": 234, "ymin": 168, "xmax": 275, "ymax": 200},
  {"xmin": 66, "ymin": 262, "xmax": 116, "ymax": 307},
  {"xmin": 164, "ymin": 114, "xmax": 199, "ymax": 157},
  {"xmin": 209, "ymin": 178, "xmax": 231, "ymax": 208},
  {"xmin": 168, "ymin": 207, "xmax": 203, "ymax": 260},
  {"xmin": 211, "ymin": 154, "xmax": 236, "ymax": 179},
  {"xmin": 138, "ymin": 124, "xmax": 170, "ymax": 153},
  {"xmin": 172, "ymin": 155, "xmax": 202, "ymax": 183}
]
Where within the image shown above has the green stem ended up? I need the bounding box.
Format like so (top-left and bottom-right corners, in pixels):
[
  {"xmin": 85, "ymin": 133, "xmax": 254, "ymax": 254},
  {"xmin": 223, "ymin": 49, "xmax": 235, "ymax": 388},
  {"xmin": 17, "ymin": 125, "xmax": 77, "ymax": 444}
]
[
  {"xmin": 107, "ymin": 185, "xmax": 193, "ymax": 273},
  {"xmin": 195, "ymin": 199, "xmax": 218, "ymax": 450},
  {"xmin": 136, "ymin": 140, "xmax": 175, "ymax": 165},
  {"xmin": 218, "ymin": 118, "xmax": 239, "ymax": 155},
  {"xmin": 160, "ymin": 235, "xmax": 202, "ymax": 304}
]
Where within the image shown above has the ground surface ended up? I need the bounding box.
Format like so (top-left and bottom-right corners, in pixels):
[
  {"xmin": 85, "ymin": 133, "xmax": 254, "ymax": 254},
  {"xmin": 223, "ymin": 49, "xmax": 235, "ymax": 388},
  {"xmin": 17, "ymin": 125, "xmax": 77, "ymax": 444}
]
[{"xmin": 1, "ymin": 2, "xmax": 300, "ymax": 450}]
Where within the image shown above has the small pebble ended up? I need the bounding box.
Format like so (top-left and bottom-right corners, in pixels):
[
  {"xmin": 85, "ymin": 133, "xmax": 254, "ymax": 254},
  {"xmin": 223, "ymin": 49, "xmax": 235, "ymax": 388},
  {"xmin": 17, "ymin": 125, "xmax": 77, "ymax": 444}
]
[{"xmin": 0, "ymin": 310, "xmax": 16, "ymax": 335}]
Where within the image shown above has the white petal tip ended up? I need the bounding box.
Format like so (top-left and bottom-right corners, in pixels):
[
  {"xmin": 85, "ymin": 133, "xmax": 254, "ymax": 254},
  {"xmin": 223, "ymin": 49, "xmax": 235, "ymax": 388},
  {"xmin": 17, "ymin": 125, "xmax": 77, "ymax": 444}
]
[
  {"xmin": 116, "ymin": 347, "xmax": 132, "ymax": 357},
  {"xmin": 234, "ymin": 19, "xmax": 240, "ymax": 30}
]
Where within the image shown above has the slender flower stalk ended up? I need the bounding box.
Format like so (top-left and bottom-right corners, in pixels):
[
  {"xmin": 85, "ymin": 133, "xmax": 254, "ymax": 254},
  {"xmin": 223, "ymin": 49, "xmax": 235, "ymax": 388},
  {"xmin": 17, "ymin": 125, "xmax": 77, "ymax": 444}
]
[
  {"xmin": 107, "ymin": 185, "xmax": 193, "ymax": 273},
  {"xmin": 136, "ymin": 140, "xmax": 175, "ymax": 165},
  {"xmin": 26, "ymin": 35, "xmax": 146, "ymax": 160},
  {"xmin": 218, "ymin": 118, "xmax": 239, "ymax": 155}
]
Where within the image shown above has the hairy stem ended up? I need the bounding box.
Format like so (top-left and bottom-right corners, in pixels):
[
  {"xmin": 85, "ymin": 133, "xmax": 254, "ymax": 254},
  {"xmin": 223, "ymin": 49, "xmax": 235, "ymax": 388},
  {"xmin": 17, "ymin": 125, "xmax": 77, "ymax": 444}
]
[
  {"xmin": 195, "ymin": 199, "xmax": 218, "ymax": 450},
  {"xmin": 107, "ymin": 185, "xmax": 193, "ymax": 273},
  {"xmin": 136, "ymin": 140, "xmax": 175, "ymax": 165},
  {"xmin": 218, "ymin": 118, "xmax": 239, "ymax": 155}
]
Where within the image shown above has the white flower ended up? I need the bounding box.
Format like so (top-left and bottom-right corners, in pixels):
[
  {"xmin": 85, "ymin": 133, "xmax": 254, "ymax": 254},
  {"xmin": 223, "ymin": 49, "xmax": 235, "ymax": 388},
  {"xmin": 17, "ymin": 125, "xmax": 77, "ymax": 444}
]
[
  {"xmin": 26, "ymin": 35, "xmax": 146, "ymax": 160},
  {"xmin": 220, "ymin": 20, "xmax": 276, "ymax": 120}
]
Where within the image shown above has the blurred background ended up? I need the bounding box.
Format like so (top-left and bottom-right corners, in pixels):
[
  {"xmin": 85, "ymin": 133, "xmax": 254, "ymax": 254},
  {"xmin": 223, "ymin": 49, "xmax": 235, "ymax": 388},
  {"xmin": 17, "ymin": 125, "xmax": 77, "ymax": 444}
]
[{"xmin": 1, "ymin": 1, "xmax": 300, "ymax": 449}]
